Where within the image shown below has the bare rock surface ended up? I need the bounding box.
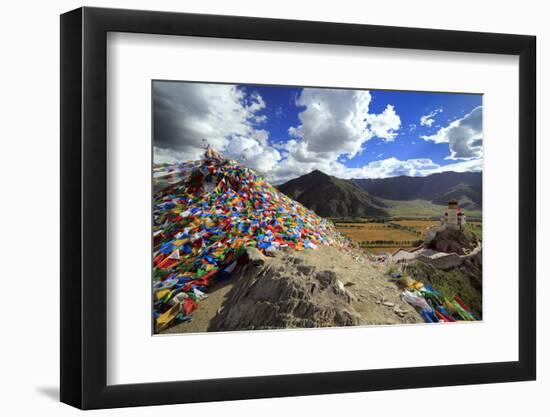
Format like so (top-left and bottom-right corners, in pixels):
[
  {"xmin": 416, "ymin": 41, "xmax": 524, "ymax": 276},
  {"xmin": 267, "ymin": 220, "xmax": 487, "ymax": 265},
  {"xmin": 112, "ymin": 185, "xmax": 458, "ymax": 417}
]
[
  {"xmin": 209, "ymin": 258, "xmax": 359, "ymax": 331},
  {"xmin": 427, "ymin": 227, "xmax": 478, "ymax": 255}
]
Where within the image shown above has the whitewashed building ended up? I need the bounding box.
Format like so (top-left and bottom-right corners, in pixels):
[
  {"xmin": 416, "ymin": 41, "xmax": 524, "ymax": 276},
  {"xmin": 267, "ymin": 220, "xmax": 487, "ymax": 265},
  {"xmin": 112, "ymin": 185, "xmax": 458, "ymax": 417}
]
[{"xmin": 441, "ymin": 199, "xmax": 466, "ymax": 230}]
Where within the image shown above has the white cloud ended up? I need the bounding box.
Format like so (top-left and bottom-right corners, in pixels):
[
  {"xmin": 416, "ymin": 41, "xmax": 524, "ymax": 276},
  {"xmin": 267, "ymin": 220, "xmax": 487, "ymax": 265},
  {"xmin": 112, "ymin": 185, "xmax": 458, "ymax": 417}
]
[
  {"xmin": 428, "ymin": 158, "xmax": 483, "ymax": 174},
  {"xmin": 153, "ymin": 82, "xmax": 271, "ymax": 161},
  {"xmin": 421, "ymin": 106, "xmax": 483, "ymax": 160},
  {"xmin": 251, "ymin": 129, "xmax": 269, "ymax": 146},
  {"xmin": 337, "ymin": 157, "xmax": 482, "ymax": 180},
  {"xmin": 288, "ymin": 89, "xmax": 372, "ymax": 158},
  {"xmin": 419, "ymin": 108, "xmax": 442, "ymax": 127},
  {"xmin": 287, "ymin": 89, "xmax": 401, "ymax": 160},
  {"xmin": 153, "ymin": 146, "xmax": 190, "ymax": 164},
  {"xmin": 267, "ymin": 153, "xmax": 482, "ymax": 184},
  {"xmin": 338, "ymin": 157, "xmax": 440, "ymax": 179},
  {"xmin": 267, "ymin": 88, "xmax": 402, "ymax": 182},
  {"xmin": 223, "ymin": 136, "xmax": 281, "ymax": 174},
  {"xmin": 365, "ymin": 105, "xmax": 401, "ymax": 141}
]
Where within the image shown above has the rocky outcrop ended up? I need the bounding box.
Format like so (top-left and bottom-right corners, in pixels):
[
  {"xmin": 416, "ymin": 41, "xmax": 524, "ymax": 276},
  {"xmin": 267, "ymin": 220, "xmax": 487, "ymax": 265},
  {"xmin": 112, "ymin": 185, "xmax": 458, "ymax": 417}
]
[
  {"xmin": 208, "ymin": 251, "xmax": 361, "ymax": 331},
  {"xmin": 461, "ymin": 249, "xmax": 482, "ymax": 292},
  {"xmin": 426, "ymin": 227, "xmax": 478, "ymax": 255}
]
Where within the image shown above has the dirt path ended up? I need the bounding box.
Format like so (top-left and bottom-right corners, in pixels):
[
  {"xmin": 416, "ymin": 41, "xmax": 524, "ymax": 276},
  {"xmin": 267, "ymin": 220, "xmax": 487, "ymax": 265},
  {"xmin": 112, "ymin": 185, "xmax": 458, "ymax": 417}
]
[{"xmin": 297, "ymin": 246, "xmax": 421, "ymax": 325}]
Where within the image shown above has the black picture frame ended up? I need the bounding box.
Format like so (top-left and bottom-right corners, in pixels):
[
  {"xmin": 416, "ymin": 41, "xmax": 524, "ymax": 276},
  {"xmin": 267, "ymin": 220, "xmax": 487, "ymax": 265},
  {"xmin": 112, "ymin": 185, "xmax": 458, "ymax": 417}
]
[{"xmin": 60, "ymin": 6, "xmax": 536, "ymax": 410}]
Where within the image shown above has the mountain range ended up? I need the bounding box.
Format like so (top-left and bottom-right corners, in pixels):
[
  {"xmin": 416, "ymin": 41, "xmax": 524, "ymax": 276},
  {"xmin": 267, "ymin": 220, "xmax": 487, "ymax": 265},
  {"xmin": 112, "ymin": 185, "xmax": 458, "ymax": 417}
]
[
  {"xmin": 278, "ymin": 170, "xmax": 482, "ymax": 218},
  {"xmin": 353, "ymin": 171, "xmax": 482, "ymax": 210}
]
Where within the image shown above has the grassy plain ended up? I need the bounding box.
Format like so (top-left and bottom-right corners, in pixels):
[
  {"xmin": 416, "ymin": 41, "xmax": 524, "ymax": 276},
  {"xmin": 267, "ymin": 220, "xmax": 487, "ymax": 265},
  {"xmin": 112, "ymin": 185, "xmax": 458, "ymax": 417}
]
[
  {"xmin": 466, "ymin": 221, "xmax": 483, "ymax": 240},
  {"xmin": 392, "ymin": 220, "xmax": 440, "ymax": 236},
  {"xmin": 335, "ymin": 218, "xmax": 482, "ymax": 253},
  {"xmin": 336, "ymin": 223, "xmax": 419, "ymax": 243},
  {"xmin": 332, "ymin": 199, "xmax": 482, "ymax": 253},
  {"xmin": 383, "ymin": 199, "xmax": 482, "ymax": 220}
]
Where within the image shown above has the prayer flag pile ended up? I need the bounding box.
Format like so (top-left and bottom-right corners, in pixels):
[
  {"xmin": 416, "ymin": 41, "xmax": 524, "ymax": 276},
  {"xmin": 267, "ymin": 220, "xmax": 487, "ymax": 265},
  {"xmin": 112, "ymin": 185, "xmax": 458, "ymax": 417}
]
[
  {"xmin": 153, "ymin": 147, "xmax": 357, "ymax": 331},
  {"xmin": 391, "ymin": 273, "xmax": 481, "ymax": 323}
]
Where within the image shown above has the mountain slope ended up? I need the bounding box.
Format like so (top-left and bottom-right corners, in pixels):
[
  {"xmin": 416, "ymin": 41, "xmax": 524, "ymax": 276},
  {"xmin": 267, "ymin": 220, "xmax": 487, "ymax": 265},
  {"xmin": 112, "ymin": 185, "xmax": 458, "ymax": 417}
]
[
  {"xmin": 430, "ymin": 182, "xmax": 481, "ymax": 210},
  {"xmin": 278, "ymin": 170, "xmax": 388, "ymax": 218},
  {"xmin": 353, "ymin": 171, "xmax": 482, "ymax": 209}
]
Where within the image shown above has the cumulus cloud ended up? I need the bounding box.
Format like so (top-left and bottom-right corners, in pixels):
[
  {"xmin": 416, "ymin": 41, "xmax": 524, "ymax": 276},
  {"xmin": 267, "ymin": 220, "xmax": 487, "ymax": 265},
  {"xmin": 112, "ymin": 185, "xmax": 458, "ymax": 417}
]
[
  {"xmin": 336, "ymin": 158, "xmax": 440, "ymax": 179},
  {"xmin": 223, "ymin": 136, "xmax": 281, "ymax": 173},
  {"xmin": 365, "ymin": 105, "xmax": 401, "ymax": 141},
  {"xmin": 420, "ymin": 106, "xmax": 483, "ymax": 160},
  {"xmin": 287, "ymin": 89, "xmax": 372, "ymax": 159},
  {"xmin": 342, "ymin": 156, "xmax": 482, "ymax": 179},
  {"xmin": 268, "ymin": 88, "xmax": 401, "ymax": 181},
  {"xmin": 419, "ymin": 108, "xmax": 442, "ymax": 127},
  {"xmin": 153, "ymin": 81, "xmax": 281, "ymax": 171},
  {"xmin": 287, "ymin": 89, "xmax": 401, "ymax": 159},
  {"xmin": 427, "ymin": 157, "xmax": 482, "ymax": 174},
  {"xmin": 359, "ymin": 157, "xmax": 481, "ymax": 178},
  {"xmin": 153, "ymin": 146, "xmax": 190, "ymax": 165}
]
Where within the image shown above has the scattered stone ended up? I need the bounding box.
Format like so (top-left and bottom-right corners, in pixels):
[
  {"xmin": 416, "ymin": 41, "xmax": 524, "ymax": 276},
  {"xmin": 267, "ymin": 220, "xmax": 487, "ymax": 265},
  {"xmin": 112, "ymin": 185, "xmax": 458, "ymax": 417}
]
[
  {"xmin": 382, "ymin": 301, "xmax": 395, "ymax": 307},
  {"xmin": 316, "ymin": 270, "xmax": 338, "ymax": 289},
  {"xmin": 337, "ymin": 280, "xmax": 346, "ymax": 293},
  {"xmin": 264, "ymin": 246, "xmax": 278, "ymax": 256},
  {"xmin": 245, "ymin": 247, "xmax": 266, "ymax": 266},
  {"xmin": 297, "ymin": 264, "xmax": 315, "ymax": 275},
  {"xmin": 393, "ymin": 306, "xmax": 408, "ymax": 315}
]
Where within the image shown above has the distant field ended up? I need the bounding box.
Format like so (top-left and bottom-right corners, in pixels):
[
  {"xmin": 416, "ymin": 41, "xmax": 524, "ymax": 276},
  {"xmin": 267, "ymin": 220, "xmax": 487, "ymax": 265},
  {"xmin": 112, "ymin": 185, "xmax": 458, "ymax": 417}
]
[
  {"xmin": 332, "ymin": 198, "xmax": 482, "ymax": 253},
  {"xmin": 336, "ymin": 223, "xmax": 419, "ymax": 242},
  {"xmin": 392, "ymin": 220, "xmax": 440, "ymax": 237},
  {"xmin": 383, "ymin": 199, "xmax": 482, "ymax": 220},
  {"xmin": 467, "ymin": 221, "xmax": 483, "ymax": 240},
  {"xmin": 336, "ymin": 218, "xmax": 482, "ymax": 253},
  {"xmin": 336, "ymin": 222, "xmax": 421, "ymax": 253}
]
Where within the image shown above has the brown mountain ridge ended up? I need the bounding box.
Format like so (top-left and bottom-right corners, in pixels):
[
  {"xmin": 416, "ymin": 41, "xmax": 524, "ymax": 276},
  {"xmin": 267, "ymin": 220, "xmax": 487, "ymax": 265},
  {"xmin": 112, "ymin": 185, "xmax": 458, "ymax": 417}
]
[{"xmin": 278, "ymin": 170, "xmax": 388, "ymax": 218}]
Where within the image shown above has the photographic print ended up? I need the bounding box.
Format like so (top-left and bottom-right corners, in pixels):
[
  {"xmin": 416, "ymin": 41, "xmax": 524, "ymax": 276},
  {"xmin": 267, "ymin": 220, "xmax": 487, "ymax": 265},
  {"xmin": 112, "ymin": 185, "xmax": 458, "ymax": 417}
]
[{"xmin": 152, "ymin": 81, "xmax": 483, "ymax": 334}]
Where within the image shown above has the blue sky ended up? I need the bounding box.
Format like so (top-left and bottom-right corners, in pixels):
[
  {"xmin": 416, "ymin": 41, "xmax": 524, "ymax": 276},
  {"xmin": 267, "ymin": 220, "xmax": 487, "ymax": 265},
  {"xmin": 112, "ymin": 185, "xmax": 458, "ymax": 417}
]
[{"xmin": 153, "ymin": 81, "xmax": 483, "ymax": 183}]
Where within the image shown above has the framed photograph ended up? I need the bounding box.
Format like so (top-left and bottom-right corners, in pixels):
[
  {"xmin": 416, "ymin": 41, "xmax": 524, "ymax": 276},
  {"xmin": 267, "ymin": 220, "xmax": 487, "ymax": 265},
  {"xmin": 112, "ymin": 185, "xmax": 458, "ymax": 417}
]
[{"xmin": 60, "ymin": 6, "xmax": 536, "ymax": 409}]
